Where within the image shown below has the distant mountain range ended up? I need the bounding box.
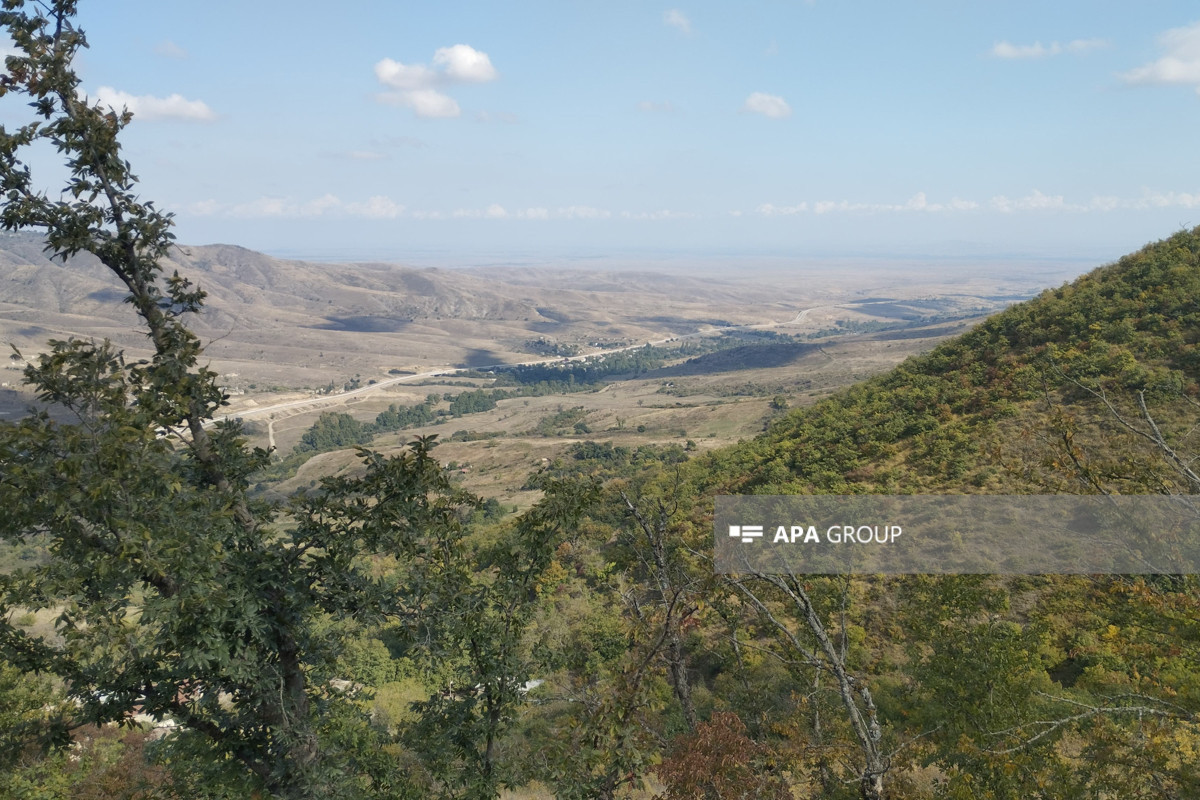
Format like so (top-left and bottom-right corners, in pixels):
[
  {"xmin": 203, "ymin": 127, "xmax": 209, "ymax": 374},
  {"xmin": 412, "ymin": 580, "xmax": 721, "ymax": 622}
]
[{"xmin": 0, "ymin": 232, "xmax": 1027, "ymax": 388}]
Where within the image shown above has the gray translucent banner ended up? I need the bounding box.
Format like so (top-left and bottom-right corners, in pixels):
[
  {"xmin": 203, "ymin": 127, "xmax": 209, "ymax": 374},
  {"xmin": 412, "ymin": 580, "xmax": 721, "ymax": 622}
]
[{"xmin": 715, "ymin": 495, "xmax": 1200, "ymax": 574}]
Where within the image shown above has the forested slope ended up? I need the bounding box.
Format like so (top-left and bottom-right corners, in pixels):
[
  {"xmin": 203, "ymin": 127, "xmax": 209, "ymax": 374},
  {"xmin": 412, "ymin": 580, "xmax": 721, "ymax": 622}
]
[
  {"xmin": 622, "ymin": 227, "xmax": 1200, "ymax": 798},
  {"xmin": 700, "ymin": 226, "xmax": 1200, "ymax": 496}
]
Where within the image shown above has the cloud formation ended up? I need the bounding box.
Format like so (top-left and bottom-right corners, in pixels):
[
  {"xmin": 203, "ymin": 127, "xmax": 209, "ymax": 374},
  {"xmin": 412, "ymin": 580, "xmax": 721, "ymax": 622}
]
[
  {"xmin": 742, "ymin": 92, "xmax": 791, "ymax": 118},
  {"xmin": 755, "ymin": 202, "xmax": 808, "ymax": 216},
  {"xmin": 743, "ymin": 190, "xmax": 1200, "ymax": 217},
  {"xmin": 748, "ymin": 193, "xmax": 980, "ymax": 216},
  {"xmin": 433, "ymin": 44, "xmax": 498, "ymax": 82},
  {"xmin": 193, "ymin": 194, "xmax": 405, "ymax": 220},
  {"xmin": 621, "ymin": 209, "xmax": 695, "ymax": 220},
  {"xmin": 186, "ymin": 189, "xmax": 1200, "ymax": 224},
  {"xmin": 990, "ymin": 189, "xmax": 1071, "ymax": 212},
  {"xmin": 1120, "ymin": 21, "xmax": 1200, "ymax": 94},
  {"xmin": 664, "ymin": 9, "xmax": 692, "ymax": 35},
  {"xmin": 991, "ymin": 38, "xmax": 1107, "ymax": 59},
  {"xmin": 94, "ymin": 87, "xmax": 215, "ymax": 122},
  {"xmin": 446, "ymin": 205, "xmax": 613, "ymax": 220},
  {"xmin": 375, "ymin": 44, "xmax": 498, "ymax": 118}
]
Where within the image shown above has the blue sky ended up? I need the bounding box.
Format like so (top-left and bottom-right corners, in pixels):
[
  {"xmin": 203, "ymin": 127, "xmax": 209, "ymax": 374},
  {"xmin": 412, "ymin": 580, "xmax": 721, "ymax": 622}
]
[{"xmin": 9, "ymin": 1, "xmax": 1200, "ymax": 262}]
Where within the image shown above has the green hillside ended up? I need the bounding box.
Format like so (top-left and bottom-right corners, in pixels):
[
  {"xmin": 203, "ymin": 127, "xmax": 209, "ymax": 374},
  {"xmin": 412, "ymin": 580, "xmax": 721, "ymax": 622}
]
[{"xmin": 701, "ymin": 227, "xmax": 1200, "ymax": 496}]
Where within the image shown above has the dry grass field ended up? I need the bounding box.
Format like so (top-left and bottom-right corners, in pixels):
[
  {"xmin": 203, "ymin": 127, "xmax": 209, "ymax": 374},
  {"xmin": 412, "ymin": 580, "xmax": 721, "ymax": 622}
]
[
  {"xmin": 254, "ymin": 317, "xmax": 984, "ymax": 500},
  {"xmin": 0, "ymin": 232, "xmax": 1088, "ymax": 492}
]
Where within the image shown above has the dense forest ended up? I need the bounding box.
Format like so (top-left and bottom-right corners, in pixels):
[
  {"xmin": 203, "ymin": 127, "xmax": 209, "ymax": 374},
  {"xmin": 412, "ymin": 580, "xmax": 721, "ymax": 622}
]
[{"xmin": 2, "ymin": 3, "xmax": 1200, "ymax": 799}]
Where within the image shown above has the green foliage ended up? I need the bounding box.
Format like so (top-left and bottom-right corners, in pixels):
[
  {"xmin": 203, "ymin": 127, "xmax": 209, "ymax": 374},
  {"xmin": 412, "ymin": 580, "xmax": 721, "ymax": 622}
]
[
  {"xmin": 532, "ymin": 405, "xmax": 588, "ymax": 436},
  {"xmin": 0, "ymin": 5, "xmax": 594, "ymax": 797},
  {"xmin": 446, "ymin": 389, "xmax": 497, "ymax": 416},
  {"xmin": 523, "ymin": 337, "xmax": 579, "ymax": 357},
  {"xmin": 0, "ymin": 724, "xmax": 183, "ymax": 800},
  {"xmin": 297, "ymin": 411, "xmax": 372, "ymax": 452},
  {"xmin": 373, "ymin": 399, "xmax": 436, "ymax": 432}
]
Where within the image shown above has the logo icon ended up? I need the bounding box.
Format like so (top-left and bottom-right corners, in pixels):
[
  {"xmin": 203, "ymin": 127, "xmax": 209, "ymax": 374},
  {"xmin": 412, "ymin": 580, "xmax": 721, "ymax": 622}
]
[{"xmin": 728, "ymin": 525, "xmax": 763, "ymax": 543}]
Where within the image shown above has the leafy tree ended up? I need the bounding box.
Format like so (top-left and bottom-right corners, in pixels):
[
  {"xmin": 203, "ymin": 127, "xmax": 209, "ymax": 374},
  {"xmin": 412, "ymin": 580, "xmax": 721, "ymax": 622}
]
[
  {"xmin": 297, "ymin": 411, "xmax": 372, "ymax": 452},
  {"xmin": 0, "ymin": 4, "xmax": 584, "ymax": 797},
  {"xmin": 654, "ymin": 712, "xmax": 791, "ymax": 800}
]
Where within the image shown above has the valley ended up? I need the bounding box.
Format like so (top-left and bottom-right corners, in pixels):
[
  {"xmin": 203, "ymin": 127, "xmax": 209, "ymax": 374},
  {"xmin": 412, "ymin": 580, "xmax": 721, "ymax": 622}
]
[{"xmin": 0, "ymin": 231, "xmax": 1081, "ymax": 498}]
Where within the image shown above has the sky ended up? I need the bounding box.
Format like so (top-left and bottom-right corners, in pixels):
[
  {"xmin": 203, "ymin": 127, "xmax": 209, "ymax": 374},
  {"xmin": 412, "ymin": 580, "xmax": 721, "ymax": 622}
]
[{"xmin": 6, "ymin": 1, "xmax": 1200, "ymax": 264}]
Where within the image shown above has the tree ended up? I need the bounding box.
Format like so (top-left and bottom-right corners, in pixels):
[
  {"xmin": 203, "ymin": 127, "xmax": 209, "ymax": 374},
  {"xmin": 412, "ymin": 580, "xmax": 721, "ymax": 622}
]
[
  {"xmin": 617, "ymin": 475, "xmax": 703, "ymax": 732},
  {"xmin": 654, "ymin": 712, "xmax": 791, "ymax": 800},
  {"xmin": 0, "ymin": 4, "xmax": 582, "ymax": 797},
  {"xmin": 724, "ymin": 572, "xmax": 891, "ymax": 800}
]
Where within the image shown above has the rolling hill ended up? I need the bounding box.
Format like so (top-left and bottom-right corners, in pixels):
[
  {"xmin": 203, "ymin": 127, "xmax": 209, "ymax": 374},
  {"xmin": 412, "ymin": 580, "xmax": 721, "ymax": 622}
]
[{"xmin": 695, "ymin": 226, "xmax": 1200, "ymax": 497}]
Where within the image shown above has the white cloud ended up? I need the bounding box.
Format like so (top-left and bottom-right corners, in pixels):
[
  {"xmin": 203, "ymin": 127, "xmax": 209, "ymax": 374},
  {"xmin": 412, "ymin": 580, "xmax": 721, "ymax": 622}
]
[
  {"xmin": 1126, "ymin": 190, "xmax": 1200, "ymax": 209},
  {"xmin": 94, "ymin": 86, "xmax": 216, "ymax": 122},
  {"xmin": 374, "ymin": 44, "xmax": 498, "ymax": 118},
  {"xmin": 403, "ymin": 89, "xmax": 461, "ymax": 119},
  {"xmin": 621, "ymin": 209, "xmax": 695, "ymax": 220},
  {"xmin": 346, "ymin": 196, "xmax": 405, "ymax": 219},
  {"xmin": 1120, "ymin": 21, "xmax": 1200, "ymax": 93},
  {"xmin": 448, "ymin": 205, "xmax": 612, "ymax": 220},
  {"xmin": 992, "ymin": 38, "xmax": 1108, "ymax": 59},
  {"xmin": 898, "ymin": 192, "xmax": 980, "ymax": 212},
  {"xmin": 814, "ymin": 199, "xmax": 869, "ymax": 214},
  {"xmin": 943, "ymin": 197, "xmax": 981, "ymax": 211},
  {"xmin": 451, "ymin": 206, "xmax": 499, "ymax": 219},
  {"xmin": 228, "ymin": 195, "xmax": 341, "ymax": 218},
  {"xmin": 742, "ymin": 92, "xmax": 791, "ymax": 119},
  {"xmin": 1066, "ymin": 38, "xmax": 1108, "ymax": 54},
  {"xmin": 300, "ymin": 194, "xmax": 342, "ymax": 216},
  {"xmin": 664, "ymin": 9, "xmax": 692, "ymax": 35},
  {"xmin": 374, "ymin": 58, "xmax": 438, "ymax": 91},
  {"xmin": 990, "ymin": 190, "xmax": 1077, "ymax": 213},
  {"xmin": 154, "ymin": 40, "xmax": 188, "ymax": 59},
  {"xmin": 637, "ymin": 100, "xmax": 676, "ymax": 113},
  {"xmin": 753, "ymin": 193, "xmax": 978, "ymax": 216},
  {"xmin": 200, "ymin": 194, "xmax": 406, "ymax": 220},
  {"xmin": 433, "ymin": 44, "xmax": 498, "ymax": 82},
  {"xmin": 756, "ymin": 202, "xmax": 808, "ymax": 216},
  {"xmin": 992, "ymin": 41, "xmax": 1054, "ymax": 59},
  {"xmin": 344, "ymin": 150, "xmax": 387, "ymax": 161},
  {"xmin": 557, "ymin": 205, "xmax": 611, "ymax": 219},
  {"xmin": 989, "ymin": 189, "xmax": 1200, "ymax": 212}
]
